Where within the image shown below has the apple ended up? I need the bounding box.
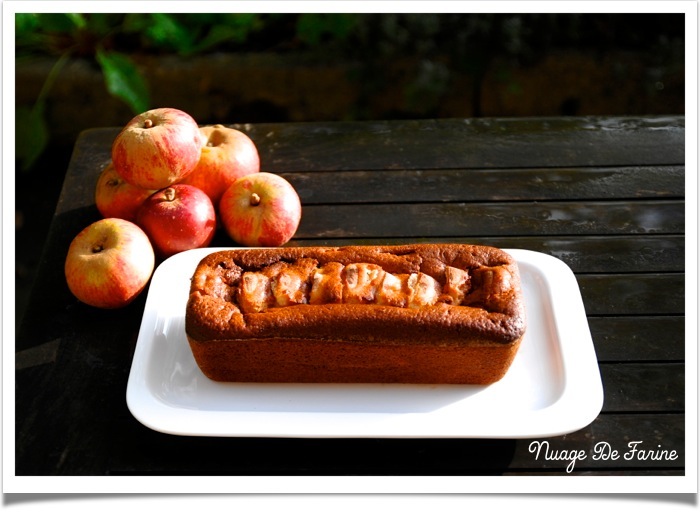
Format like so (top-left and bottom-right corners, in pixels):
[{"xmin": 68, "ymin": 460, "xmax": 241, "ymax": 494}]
[
  {"xmin": 94, "ymin": 162, "xmax": 155, "ymax": 221},
  {"xmin": 219, "ymin": 172, "xmax": 302, "ymax": 247},
  {"xmin": 136, "ymin": 184, "xmax": 216, "ymax": 258},
  {"xmin": 64, "ymin": 218, "xmax": 155, "ymax": 309},
  {"xmin": 111, "ymin": 107, "xmax": 204, "ymax": 190},
  {"xmin": 179, "ymin": 124, "xmax": 260, "ymax": 206}
]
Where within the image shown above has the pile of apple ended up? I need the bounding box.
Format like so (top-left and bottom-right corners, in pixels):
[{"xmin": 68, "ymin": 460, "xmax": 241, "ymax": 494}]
[{"xmin": 65, "ymin": 107, "xmax": 302, "ymax": 309}]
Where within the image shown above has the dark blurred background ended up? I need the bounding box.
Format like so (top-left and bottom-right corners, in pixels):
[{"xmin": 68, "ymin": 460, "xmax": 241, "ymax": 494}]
[{"xmin": 14, "ymin": 13, "xmax": 685, "ymax": 327}]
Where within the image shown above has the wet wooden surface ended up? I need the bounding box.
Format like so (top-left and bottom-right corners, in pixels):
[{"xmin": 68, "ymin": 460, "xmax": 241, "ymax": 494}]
[{"xmin": 15, "ymin": 116, "xmax": 685, "ymax": 476}]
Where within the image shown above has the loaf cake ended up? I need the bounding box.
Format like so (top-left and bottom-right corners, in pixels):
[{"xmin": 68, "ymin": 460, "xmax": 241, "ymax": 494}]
[{"xmin": 185, "ymin": 244, "xmax": 526, "ymax": 384}]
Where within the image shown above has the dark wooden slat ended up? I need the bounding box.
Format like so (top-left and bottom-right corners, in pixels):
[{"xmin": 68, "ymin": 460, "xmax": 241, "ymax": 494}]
[
  {"xmin": 296, "ymin": 201, "xmax": 684, "ymax": 238},
  {"xmin": 600, "ymin": 363, "xmax": 685, "ymax": 412},
  {"xmin": 578, "ymin": 273, "xmax": 684, "ymax": 315},
  {"xmin": 589, "ymin": 316, "xmax": 685, "ymax": 362},
  {"xmin": 244, "ymin": 116, "xmax": 685, "ymax": 171},
  {"xmin": 63, "ymin": 125, "xmax": 685, "ymax": 211},
  {"xmin": 70, "ymin": 116, "xmax": 686, "ymax": 176},
  {"xmin": 527, "ymin": 235, "xmax": 685, "ymax": 274},
  {"xmin": 15, "ymin": 261, "xmax": 146, "ymax": 476},
  {"xmin": 286, "ymin": 235, "xmax": 685, "ymax": 273},
  {"xmin": 281, "ymin": 166, "xmax": 684, "ymax": 204},
  {"xmin": 509, "ymin": 413, "xmax": 684, "ymax": 472},
  {"xmin": 54, "ymin": 129, "xmax": 113, "ymax": 216}
]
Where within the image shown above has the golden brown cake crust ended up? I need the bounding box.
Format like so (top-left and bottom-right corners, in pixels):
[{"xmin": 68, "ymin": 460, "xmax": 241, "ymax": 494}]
[{"xmin": 185, "ymin": 244, "xmax": 526, "ymax": 384}]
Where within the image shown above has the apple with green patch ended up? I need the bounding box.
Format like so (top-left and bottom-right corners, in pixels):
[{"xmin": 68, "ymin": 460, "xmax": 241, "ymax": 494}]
[
  {"xmin": 219, "ymin": 172, "xmax": 302, "ymax": 247},
  {"xmin": 64, "ymin": 218, "xmax": 155, "ymax": 309}
]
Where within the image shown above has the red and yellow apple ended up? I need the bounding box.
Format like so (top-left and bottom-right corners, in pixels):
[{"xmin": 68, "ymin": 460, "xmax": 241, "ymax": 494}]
[
  {"xmin": 136, "ymin": 184, "xmax": 217, "ymax": 258},
  {"xmin": 219, "ymin": 172, "xmax": 302, "ymax": 247},
  {"xmin": 179, "ymin": 124, "xmax": 260, "ymax": 206},
  {"xmin": 65, "ymin": 218, "xmax": 155, "ymax": 309},
  {"xmin": 94, "ymin": 162, "xmax": 155, "ymax": 221},
  {"xmin": 111, "ymin": 107, "xmax": 204, "ymax": 190}
]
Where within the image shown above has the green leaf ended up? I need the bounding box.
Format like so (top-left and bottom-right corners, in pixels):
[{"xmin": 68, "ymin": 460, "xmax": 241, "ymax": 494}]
[
  {"xmin": 95, "ymin": 49, "xmax": 150, "ymax": 114},
  {"xmin": 64, "ymin": 13, "xmax": 86, "ymax": 29},
  {"xmin": 122, "ymin": 13, "xmax": 152, "ymax": 33},
  {"xmin": 15, "ymin": 13, "xmax": 39, "ymax": 38},
  {"xmin": 183, "ymin": 14, "xmax": 262, "ymax": 54},
  {"xmin": 85, "ymin": 13, "xmax": 123, "ymax": 37},
  {"xmin": 144, "ymin": 13, "xmax": 195, "ymax": 54},
  {"xmin": 35, "ymin": 13, "xmax": 85, "ymax": 33},
  {"xmin": 190, "ymin": 23, "xmax": 249, "ymax": 53},
  {"xmin": 16, "ymin": 105, "xmax": 49, "ymax": 172}
]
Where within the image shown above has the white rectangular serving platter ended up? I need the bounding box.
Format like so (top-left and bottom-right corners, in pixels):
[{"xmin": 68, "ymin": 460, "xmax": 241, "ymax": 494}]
[{"xmin": 126, "ymin": 247, "xmax": 603, "ymax": 438}]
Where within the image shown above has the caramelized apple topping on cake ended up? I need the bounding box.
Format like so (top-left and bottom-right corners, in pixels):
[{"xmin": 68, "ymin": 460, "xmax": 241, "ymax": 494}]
[{"xmin": 234, "ymin": 259, "xmax": 480, "ymax": 314}]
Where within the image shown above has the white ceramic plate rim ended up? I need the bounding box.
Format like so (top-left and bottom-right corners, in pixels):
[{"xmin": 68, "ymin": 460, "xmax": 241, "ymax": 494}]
[{"xmin": 126, "ymin": 247, "xmax": 603, "ymax": 438}]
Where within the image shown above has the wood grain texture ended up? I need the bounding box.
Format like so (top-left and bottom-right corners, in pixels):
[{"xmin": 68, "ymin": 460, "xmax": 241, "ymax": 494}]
[
  {"xmin": 295, "ymin": 201, "xmax": 684, "ymax": 238},
  {"xmin": 245, "ymin": 117, "xmax": 685, "ymax": 171},
  {"xmin": 15, "ymin": 116, "xmax": 686, "ymax": 477},
  {"xmin": 280, "ymin": 166, "xmax": 684, "ymax": 203}
]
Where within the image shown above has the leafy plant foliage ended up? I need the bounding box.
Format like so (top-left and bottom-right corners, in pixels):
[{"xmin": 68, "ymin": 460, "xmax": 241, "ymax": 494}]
[
  {"xmin": 15, "ymin": 13, "xmax": 269, "ymax": 170},
  {"xmin": 15, "ymin": 13, "xmax": 684, "ymax": 171}
]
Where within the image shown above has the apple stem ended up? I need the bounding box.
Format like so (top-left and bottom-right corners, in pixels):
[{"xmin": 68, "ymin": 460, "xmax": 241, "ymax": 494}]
[
  {"xmin": 92, "ymin": 244, "xmax": 103, "ymax": 254},
  {"xmin": 164, "ymin": 188, "xmax": 176, "ymax": 201},
  {"xmin": 250, "ymin": 193, "xmax": 261, "ymax": 206},
  {"xmin": 143, "ymin": 119, "xmax": 154, "ymax": 129}
]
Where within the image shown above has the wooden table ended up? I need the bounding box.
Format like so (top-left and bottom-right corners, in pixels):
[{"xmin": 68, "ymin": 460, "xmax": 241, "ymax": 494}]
[{"xmin": 15, "ymin": 116, "xmax": 687, "ymax": 483}]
